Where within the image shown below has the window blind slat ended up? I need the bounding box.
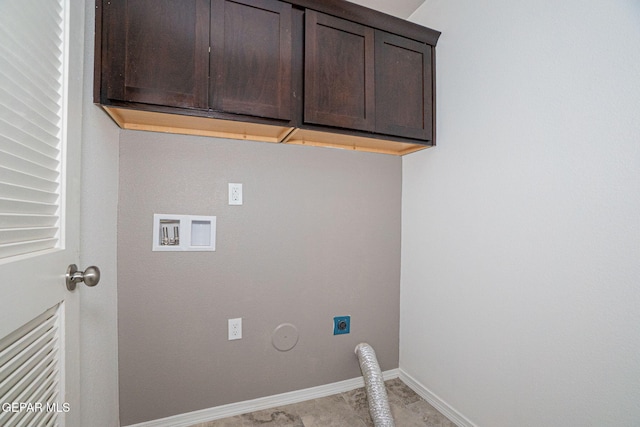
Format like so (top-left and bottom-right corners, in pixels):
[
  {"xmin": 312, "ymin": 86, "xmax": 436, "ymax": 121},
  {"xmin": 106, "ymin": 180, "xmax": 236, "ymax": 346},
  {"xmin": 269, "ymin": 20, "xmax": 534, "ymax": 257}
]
[
  {"xmin": 0, "ymin": 214, "xmax": 58, "ymax": 229},
  {"xmin": 0, "ymin": 41, "xmax": 62, "ymax": 107},
  {"xmin": 0, "ymin": 228, "xmax": 58, "ymax": 245},
  {"xmin": 14, "ymin": 380, "xmax": 58, "ymax": 427},
  {"xmin": 0, "ymin": 63, "xmax": 60, "ymax": 111},
  {"xmin": 0, "ymin": 328, "xmax": 55, "ymax": 396},
  {"xmin": 0, "ymin": 306, "xmax": 56, "ymax": 353},
  {"xmin": 43, "ymin": 411, "xmax": 56, "ymax": 427},
  {"xmin": 0, "ymin": 39, "xmax": 63, "ymax": 82},
  {"xmin": 16, "ymin": 370, "xmax": 57, "ymax": 412},
  {"xmin": 0, "ymin": 199, "xmax": 58, "ymax": 215},
  {"xmin": 2, "ymin": 364, "xmax": 57, "ymax": 427},
  {"xmin": 0, "ymin": 334, "xmax": 55, "ymax": 397},
  {"xmin": 10, "ymin": 0, "xmax": 64, "ymax": 41},
  {"xmin": 0, "ymin": 316, "xmax": 56, "ymax": 367},
  {"xmin": 0, "ymin": 370, "xmax": 56, "ymax": 427},
  {"xmin": 2, "ymin": 2, "xmax": 64, "ymax": 71},
  {"xmin": 0, "ymin": 93, "xmax": 61, "ymax": 143},
  {"xmin": 0, "ymin": 182, "xmax": 59, "ymax": 205},
  {"xmin": 0, "ymin": 53, "xmax": 62, "ymax": 113},
  {"xmin": 0, "ymin": 113, "xmax": 61, "ymax": 152},
  {"xmin": 0, "ymin": 0, "xmax": 64, "ymax": 259},
  {"xmin": 0, "ymin": 305, "xmax": 61, "ymax": 426},
  {"xmin": 0, "ymin": 125, "xmax": 60, "ymax": 163},
  {"xmin": 0, "ymin": 125, "xmax": 60, "ymax": 165},
  {"xmin": 0, "ymin": 151, "xmax": 59, "ymax": 183},
  {"xmin": 0, "ymin": 167, "xmax": 58, "ymax": 193},
  {"xmin": 0, "ymin": 84, "xmax": 60, "ymax": 128}
]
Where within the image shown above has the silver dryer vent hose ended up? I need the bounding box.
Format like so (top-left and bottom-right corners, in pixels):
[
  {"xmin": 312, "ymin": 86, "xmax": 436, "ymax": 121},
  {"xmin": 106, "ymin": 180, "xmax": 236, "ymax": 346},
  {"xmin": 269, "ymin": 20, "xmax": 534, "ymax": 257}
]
[{"xmin": 355, "ymin": 343, "xmax": 395, "ymax": 427}]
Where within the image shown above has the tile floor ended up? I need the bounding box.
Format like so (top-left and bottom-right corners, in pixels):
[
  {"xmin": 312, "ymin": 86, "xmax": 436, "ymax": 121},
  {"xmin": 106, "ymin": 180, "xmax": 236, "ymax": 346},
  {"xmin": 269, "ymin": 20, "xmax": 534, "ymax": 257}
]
[{"xmin": 191, "ymin": 378, "xmax": 456, "ymax": 426}]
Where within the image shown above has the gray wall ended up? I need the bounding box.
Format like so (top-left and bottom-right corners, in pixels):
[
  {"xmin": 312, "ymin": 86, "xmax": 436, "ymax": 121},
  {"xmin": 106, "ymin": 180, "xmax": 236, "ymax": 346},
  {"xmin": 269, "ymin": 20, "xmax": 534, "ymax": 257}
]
[{"xmin": 118, "ymin": 132, "xmax": 402, "ymax": 425}]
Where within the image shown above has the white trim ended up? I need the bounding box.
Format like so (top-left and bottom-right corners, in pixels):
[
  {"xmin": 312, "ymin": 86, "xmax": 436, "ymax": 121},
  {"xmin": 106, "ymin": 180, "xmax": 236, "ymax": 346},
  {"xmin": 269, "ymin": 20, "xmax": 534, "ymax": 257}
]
[
  {"xmin": 123, "ymin": 369, "xmax": 399, "ymax": 427},
  {"xmin": 59, "ymin": 0, "xmax": 71, "ymax": 252},
  {"xmin": 398, "ymin": 369, "xmax": 478, "ymax": 427}
]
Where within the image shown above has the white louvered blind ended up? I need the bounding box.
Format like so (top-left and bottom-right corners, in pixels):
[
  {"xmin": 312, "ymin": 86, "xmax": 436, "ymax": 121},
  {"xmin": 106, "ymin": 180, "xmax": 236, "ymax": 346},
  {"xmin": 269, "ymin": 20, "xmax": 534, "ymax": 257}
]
[
  {"xmin": 0, "ymin": 0, "xmax": 66, "ymax": 260},
  {"xmin": 0, "ymin": 304, "xmax": 62, "ymax": 427}
]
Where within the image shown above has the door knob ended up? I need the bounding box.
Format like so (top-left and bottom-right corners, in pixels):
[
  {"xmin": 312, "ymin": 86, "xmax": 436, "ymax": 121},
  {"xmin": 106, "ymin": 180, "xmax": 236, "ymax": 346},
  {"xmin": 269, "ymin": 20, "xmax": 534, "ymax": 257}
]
[{"xmin": 66, "ymin": 264, "xmax": 101, "ymax": 291}]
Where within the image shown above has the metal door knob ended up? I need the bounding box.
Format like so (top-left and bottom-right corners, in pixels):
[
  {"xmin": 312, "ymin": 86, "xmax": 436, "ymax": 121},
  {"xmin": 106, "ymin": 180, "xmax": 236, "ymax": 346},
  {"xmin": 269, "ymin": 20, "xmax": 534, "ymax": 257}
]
[{"xmin": 66, "ymin": 264, "xmax": 101, "ymax": 291}]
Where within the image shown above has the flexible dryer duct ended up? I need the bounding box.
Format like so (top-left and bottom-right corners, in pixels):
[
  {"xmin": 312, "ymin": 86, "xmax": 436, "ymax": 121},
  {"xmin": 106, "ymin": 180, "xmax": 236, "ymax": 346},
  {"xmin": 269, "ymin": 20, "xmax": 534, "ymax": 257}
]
[{"xmin": 355, "ymin": 343, "xmax": 395, "ymax": 427}]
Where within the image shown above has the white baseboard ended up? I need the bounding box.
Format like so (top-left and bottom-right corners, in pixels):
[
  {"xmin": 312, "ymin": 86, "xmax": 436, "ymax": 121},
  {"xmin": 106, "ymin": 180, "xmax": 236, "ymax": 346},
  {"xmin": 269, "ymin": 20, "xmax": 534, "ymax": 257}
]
[
  {"xmin": 124, "ymin": 369, "xmax": 400, "ymax": 427},
  {"xmin": 398, "ymin": 369, "xmax": 477, "ymax": 427}
]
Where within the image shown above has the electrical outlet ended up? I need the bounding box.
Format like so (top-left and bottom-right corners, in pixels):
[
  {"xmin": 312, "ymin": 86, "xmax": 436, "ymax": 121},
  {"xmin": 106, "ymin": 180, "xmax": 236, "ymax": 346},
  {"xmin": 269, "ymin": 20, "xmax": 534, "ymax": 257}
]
[
  {"xmin": 333, "ymin": 316, "xmax": 350, "ymax": 335},
  {"xmin": 229, "ymin": 183, "xmax": 243, "ymax": 205},
  {"xmin": 228, "ymin": 318, "xmax": 242, "ymax": 340}
]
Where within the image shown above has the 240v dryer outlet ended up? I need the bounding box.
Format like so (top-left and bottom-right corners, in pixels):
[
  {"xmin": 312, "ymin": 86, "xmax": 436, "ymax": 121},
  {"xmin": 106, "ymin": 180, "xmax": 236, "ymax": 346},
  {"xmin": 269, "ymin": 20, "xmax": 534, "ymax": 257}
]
[{"xmin": 333, "ymin": 316, "xmax": 350, "ymax": 335}]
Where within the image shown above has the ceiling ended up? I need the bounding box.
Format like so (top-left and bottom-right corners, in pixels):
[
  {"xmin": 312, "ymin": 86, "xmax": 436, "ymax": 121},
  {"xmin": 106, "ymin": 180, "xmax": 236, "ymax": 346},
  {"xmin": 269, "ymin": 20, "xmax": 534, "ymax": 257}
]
[{"xmin": 346, "ymin": 0, "xmax": 425, "ymax": 19}]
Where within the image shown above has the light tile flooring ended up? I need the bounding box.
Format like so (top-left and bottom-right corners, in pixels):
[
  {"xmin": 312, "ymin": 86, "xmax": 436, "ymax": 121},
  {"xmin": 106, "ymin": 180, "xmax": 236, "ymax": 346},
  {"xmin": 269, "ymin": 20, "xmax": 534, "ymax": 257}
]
[{"xmin": 191, "ymin": 378, "xmax": 456, "ymax": 427}]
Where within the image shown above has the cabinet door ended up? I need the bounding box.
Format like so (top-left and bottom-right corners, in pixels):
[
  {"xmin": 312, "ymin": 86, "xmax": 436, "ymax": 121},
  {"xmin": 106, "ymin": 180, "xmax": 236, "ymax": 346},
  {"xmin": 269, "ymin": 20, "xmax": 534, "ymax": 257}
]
[
  {"xmin": 305, "ymin": 10, "xmax": 375, "ymax": 132},
  {"xmin": 375, "ymin": 31, "xmax": 433, "ymax": 141},
  {"xmin": 105, "ymin": 0, "xmax": 210, "ymax": 109},
  {"xmin": 211, "ymin": 0, "xmax": 292, "ymax": 120}
]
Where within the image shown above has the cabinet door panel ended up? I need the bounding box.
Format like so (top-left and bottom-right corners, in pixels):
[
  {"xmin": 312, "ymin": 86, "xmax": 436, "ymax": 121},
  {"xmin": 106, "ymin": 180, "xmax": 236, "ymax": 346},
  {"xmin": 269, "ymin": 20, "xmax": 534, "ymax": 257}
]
[
  {"xmin": 304, "ymin": 10, "xmax": 374, "ymax": 132},
  {"xmin": 105, "ymin": 0, "xmax": 209, "ymax": 109},
  {"xmin": 211, "ymin": 0, "xmax": 292, "ymax": 120},
  {"xmin": 375, "ymin": 31, "xmax": 432, "ymax": 141}
]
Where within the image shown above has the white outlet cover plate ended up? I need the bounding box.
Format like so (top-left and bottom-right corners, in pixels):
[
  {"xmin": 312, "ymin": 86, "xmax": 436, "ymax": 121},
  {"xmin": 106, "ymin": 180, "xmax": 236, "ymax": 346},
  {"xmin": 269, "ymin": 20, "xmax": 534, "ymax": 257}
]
[
  {"xmin": 228, "ymin": 318, "xmax": 242, "ymax": 340},
  {"xmin": 229, "ymin": 183, "xmax": 243, "ymax": 205}
]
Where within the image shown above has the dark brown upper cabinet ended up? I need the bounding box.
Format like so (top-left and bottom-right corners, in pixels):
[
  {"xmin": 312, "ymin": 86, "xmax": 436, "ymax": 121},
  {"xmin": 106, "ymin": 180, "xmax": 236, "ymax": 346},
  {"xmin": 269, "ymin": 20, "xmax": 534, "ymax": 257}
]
[
  {"xmin": 95, "ymin": 0, "xmax": 441, "ymax": 155},
  {"xmin": 375, "ymin": 31, "xmax": 433, "ymax": 141},
  {"xmin": 304, "ymin": 10, "xmax": 374, "ymax": 132},
  {"xmin": 304, "ymin": 10, "xmax": 433, "ymax": 141},
  {"xmin": 210, "ymin": 0, "xmax": 292, "ymax": 120},
  {"xmin": 100, "ymin": 0, "xmax": 293, "ymax": 121},
  {"xmin": 104, "ymin": 0, "xmax": 210, "ymax": 109}
]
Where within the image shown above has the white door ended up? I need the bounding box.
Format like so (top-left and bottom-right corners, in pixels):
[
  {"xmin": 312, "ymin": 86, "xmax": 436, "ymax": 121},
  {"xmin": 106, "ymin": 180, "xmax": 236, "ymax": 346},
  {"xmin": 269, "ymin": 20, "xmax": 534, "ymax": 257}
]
[{"xmin": 0, "ymin": 0, "xmax": 86, "ymax": 426}]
